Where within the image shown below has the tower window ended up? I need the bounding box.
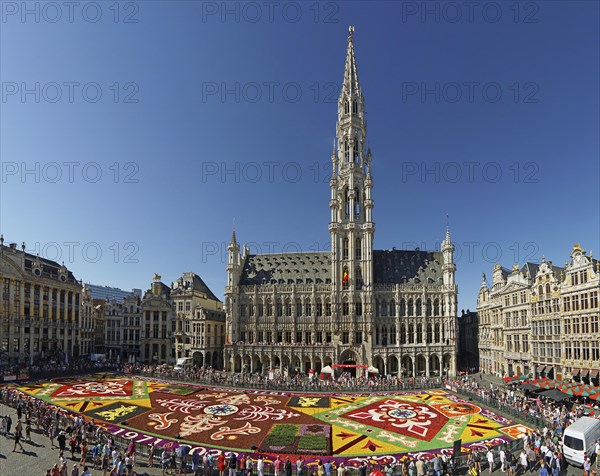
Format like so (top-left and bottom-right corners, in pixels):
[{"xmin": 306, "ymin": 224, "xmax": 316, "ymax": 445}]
[
  {"xmin": 344, "ymin": 100, "xmax": 349, "ymax": 115},
  {"xmin": 354, "ymin": 188, "xmax": 361, "ymax": 218},
  {"xmin": 342, "ymin": 238, "xmax": 349, "ymax": 260},
  {"xmin": 344, "ymin": 188, "xmax": 350, "ymax": 219},
  {"xmin": 352, "ymin": 100, "xmax": 357, "ymax": 114},
  {"xmin": 344, "ymin": 139, "xmax": 350, "ymax": 161},
  {"xmin": 355, "ymin": 267, "xmax": 363, "ymax": 289},
  {"xmin": 355, "ymin": 238, "xmax": 362, "ymax": 259},
  {"xmin": 353, "ymin": 138, "xmax": 359, "ymax": 163}
]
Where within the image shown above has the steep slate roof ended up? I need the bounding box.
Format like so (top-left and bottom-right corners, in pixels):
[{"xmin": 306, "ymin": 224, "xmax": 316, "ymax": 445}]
[
  {"xmin": 373, "ymin": 250, "xmax": 443, "ymax": 285},
  {"xmin": 173, "ymin": 272, "xmax": 221, "ymax": 302},
  {"xmin": 521, "ymin": 262, "xmax": 564, "ymax": 280},
  {"xmin": 239, "ymin": 249, "xmax": 445, "ymax": 286},
  {"xmin": 240, "ymin": 253, "xmax": 332, "ymax": 285}
]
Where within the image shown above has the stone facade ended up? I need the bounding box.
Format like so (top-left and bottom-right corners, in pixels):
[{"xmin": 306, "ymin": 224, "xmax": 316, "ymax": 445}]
[
  {"xmin": 140, "ymin": 276, "xmax": 174, "ymax": 364},
  {"xmin": 0, "ymin": 237, "xmax": 81, "ymax": 364},
  {"xmin": 478, "ymin": 244, "xmax": 600, "ymax": 383},
  {"xmin": 224, "ymin": 28, "xmax": 458, "ymax": 378},
  {"xmin": 172, "ymin": 272, "xmax": 225, "ymax": 368}
]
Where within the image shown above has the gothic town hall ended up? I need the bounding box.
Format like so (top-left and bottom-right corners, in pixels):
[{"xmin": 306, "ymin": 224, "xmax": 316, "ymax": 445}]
[{"xmin": 224, "ymin": 28, "xmax": 458, "ymax": 379}]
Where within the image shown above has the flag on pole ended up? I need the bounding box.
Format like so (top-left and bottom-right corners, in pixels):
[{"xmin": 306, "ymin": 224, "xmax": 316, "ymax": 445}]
[{"xmin": 342, "ymin": 270, "xmax": 349, "ymax": 285}]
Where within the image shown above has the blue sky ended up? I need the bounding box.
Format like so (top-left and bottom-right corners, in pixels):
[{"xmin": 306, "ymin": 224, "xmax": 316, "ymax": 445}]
[{"xmin": 1, "ymin": 1, "xmax": 598, "ymax": 311}]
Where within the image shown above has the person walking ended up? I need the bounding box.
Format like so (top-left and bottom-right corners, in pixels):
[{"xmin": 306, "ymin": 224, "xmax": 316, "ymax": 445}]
[
  {"xmin": 296, "ymin": 456, "xmax": 304, "ymax": 476},
  {"xmin": 12, "ymin": 427, "xmax": 24, "ymax": 452},
  {"xmin": 162, "ymin": 448, "xmax": 171, "ymax": 476},
  {"xmin": 584, "ymin": 458, "xmax": 592, "ymax": 476},
  {"xmin": 520, "ymin": 450, "xmax": 529, "ymax": 475},
  {"xmin": 487, "ymin": 449, "xmax": 495, "ymax": 474},
  {"xmin": 256, "ymin": 456, "xmax": 264, "ymax": 476},
  {"xmin": 285, "ymin": 457, "xmax": 293, "ymax": 476},
  {"xmin": 148, "ymin": 442, "xmax": 156, "ymax": 468}
]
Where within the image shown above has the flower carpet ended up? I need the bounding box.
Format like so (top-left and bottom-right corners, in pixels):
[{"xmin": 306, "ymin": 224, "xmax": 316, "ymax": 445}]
[{"xmin": 13, "ymin": 374, "xmax": 531, "ymax": 465}]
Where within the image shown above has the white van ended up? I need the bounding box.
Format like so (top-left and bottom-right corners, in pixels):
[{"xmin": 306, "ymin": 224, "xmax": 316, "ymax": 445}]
[
  {"xmin": 562, "ymin": 416, "xmax": 600, "ymax": 467},
  {"xmin": 173, "ymin": 357, "xmax": 193, "ymax": 371}
]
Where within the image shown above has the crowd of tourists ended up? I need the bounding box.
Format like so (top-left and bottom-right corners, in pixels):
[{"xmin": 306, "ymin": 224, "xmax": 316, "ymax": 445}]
[
  {"xmin": 125, "ymin": 363, "xmax": 441, "ymax": 392},
  {"xmin": 450, "ymin": 374, "xmax": 600, "ymax": 428},
  {"xmin": 1, "ymin": 358, "xmax": 121, "ymax": 379}
]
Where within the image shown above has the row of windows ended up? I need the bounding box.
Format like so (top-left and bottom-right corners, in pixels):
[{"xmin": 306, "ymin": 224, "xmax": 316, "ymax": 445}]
[
  {"xmin": 505, "ymin": 334, "xmax": 529, "ymax": 353},
  {"xmin": 375, "ymin": 323, "xmax": 447, "ymax": 345},
  {"xmin": 564, "ymin": 315, "xmax": 600, "ymax": 335},
  {"xmin": 243, "ymin": 302, "xmax": 333, "ymax": 318},
  {"xmin": 503, "ymin": 291, "xmax": 528, "ymax": 307},
  {"xmin": 503, "ymin": 310, "xmax": 528, "ymax": 328},
  {"xmin": 571, "ymin": 270, "xmax": 589, "ymax": 286},
  {"xmin": 532, "ymin": 342, "xmax": 562, "ymax": 359},
  {"xmin": 375, "ymin": 298, "xmax": 445, "ymax": 317},
  {"xmin": 564, "ymin": 340, "xmax": 600, "ymax": 361},
  {"xmin": 240, "ymin": 330, "xmax": 333, "ymax": 345},
  {"xmin": 564, "ymin": 292, "xmax": 599, "ymax": 311},
  {"xmin": 531, "ymin": 299, "xmax": 560, "ymax": 316},
  {"xmin": 531, "ymin": 319, "xmax": 561, "ymax": 336}
]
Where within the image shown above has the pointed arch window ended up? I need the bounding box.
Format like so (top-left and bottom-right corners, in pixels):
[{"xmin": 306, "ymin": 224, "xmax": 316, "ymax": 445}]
[
  {"xmin": 353, "ymin": 138, "xmax": 359, "ymax": 163},
  {"xmin": 416, "ymin": 299, "xmax": 422, "ymax": 316},
  {"xmin": 426, "ymin": 299, "xmax": 432, "ymax": 317},
  {"xmin": 355, "ymin": 237, "xmax": 362, "ymax": 260},
  {"xmin": 390, "ymin": 299, "xmax": 395, "ymax": 317},
  {"xmin": 435, "ymin": 323, "xmax": 440, "ymax": 343},
  {"xmin": 400, "ymin": 299, "xmax": 406, "ymax": 317},
  {"xmin": 354, "ymin": 187, "xmax": 361, "ymax": 219},
  {"xmin": 352, "ymin": 99, "xmax": 357, "ymax": 114},
  {"xmin": 390, "ymin": 326, "xmax": 397, "ymax": 344},
  {"xmin": 344, "ymin": 139, "xmax": 350, "ymax": 162},
  {"xmin": 434, "ymin": 299, "xmax": 440, "ymax": 316},
  {"xmin": 344, "ymin": 100, "xmax": 349, "ymax": 115},
  {"xmin": 342, "ymin": 237, "xmax": 349, "ymax": 260},
  {"xmin": 426, "ymin": 324, "xmax": 432, "ymax": 344},
  {"xmin": 408, "ymin": 299, "xmax": 414, "ymax": 317},
  {"xmin": 400, "ymin": 324, "xmax": 406, "ymax": 344},
  {"xmin": 408, "ymin": 324, "xmax": 415, "ymax": 344},
  {"xmin": 344, "ymin": 188, "xmax": 350, "ymax": 219},
  {"xmin": 355, "ymin": 266, "xmax": 363, "ymax": 290},
  {"xmin": 416, "ymin": 323, "xmax": 423, "ymax": 343}
]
